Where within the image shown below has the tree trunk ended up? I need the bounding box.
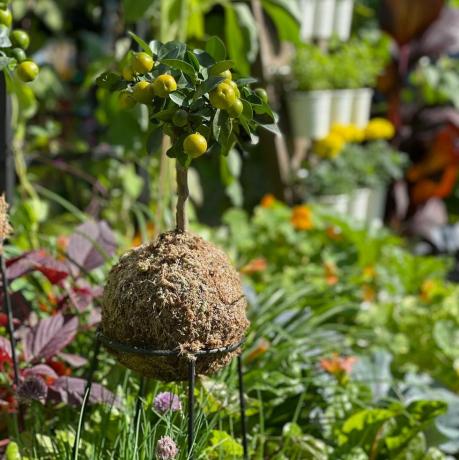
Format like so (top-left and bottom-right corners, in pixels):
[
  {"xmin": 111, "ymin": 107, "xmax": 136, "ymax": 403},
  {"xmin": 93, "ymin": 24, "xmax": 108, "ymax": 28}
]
[{"xmin": 176, "ymin": 161, "xmax": 189, "ymax": 232}]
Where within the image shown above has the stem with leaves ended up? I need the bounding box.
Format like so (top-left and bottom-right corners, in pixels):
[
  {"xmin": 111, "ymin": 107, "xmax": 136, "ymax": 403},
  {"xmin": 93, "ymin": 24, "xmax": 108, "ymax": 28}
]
[{"xmin": 175, "ymin": 161, "xmax": 189, "ymax": 232}]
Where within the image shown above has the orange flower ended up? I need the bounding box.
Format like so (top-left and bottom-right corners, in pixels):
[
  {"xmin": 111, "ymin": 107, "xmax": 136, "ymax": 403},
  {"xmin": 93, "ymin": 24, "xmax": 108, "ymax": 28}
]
[
  {"xmin": 362, "ymin": 284, "xmax": 376, "ymax": 302},
  {"xmin": 324, "ymin": 261, "xmax": 339, "ymax": 286},
  {"xmin": 420, "ymin": 279, "xmax": 437, "ymax": 302},
  {"xmin": 291, "ymin": 205, "xmax": 313, "ymax": 231},
  {"xmin": 320, "ymin": 353, "xmax": 357, "ymax": 375},
  {"xmin": 260, "ymin": 194, "xmax": 276, "ymax": 208},
  {"xmin": 363, "ymin": 265, "xmax": 376, "ymax": 280},
  {"xmin": 240, "ymin": 258, "xmax": 268, "ymax": 275},
  {"xmin": 246, "ymin": 338, "xmax": 270, "ymax": 363},
  {"xmin": 326, "ymin": 226, "xmax": 342, "ymax": 241},
  {"xmin": 132, "ymin": 222, "xmax": 155, "ymax": 247}
]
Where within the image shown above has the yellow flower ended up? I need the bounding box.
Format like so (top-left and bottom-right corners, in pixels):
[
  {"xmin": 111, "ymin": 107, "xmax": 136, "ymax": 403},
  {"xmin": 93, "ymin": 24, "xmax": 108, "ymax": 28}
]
[
  {"xmin": 314, "ymin": 132, "xmax": 346, "ymax": 158},
  {"xmin": 364, "ymin": 118, "xmax": 395, "ymax": 141},
  {"xmin": 291, "ymin": 205, "xmax": 313, "ymax": 231},
  {"xmin": 260, "ymin": 193, "xmax": 276, "ymax": 208},
  {"xmin": 330, "ymin": 123, "xmax": 364, "ymax": 143}
]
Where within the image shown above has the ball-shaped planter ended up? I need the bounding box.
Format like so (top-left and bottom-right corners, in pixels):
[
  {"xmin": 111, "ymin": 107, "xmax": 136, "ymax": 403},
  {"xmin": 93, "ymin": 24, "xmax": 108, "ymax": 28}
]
[{"xmin": 101, "ymin": 231, "xmax": 249, "ymax": 381}]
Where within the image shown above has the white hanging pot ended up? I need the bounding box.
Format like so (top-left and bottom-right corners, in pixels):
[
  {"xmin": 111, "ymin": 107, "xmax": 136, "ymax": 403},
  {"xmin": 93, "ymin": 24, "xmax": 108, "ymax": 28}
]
[
  {"xmin": 366, "ymin": 185, "xmax": 386, "ymax": 225},
  {"xmin": 348, "ymin": 188, "xmax": 371, "ymax": 221},
  {"xmin": 315, "ymin": 193, "xmax": 350, "ymax": 215},
  {"xmin": 333, "ymin": 0, "xmax": 354, "ymax": 41},
  {"xmin": 313, "ymin": 0, "xmax": 336, "ymax": 39},
  {"xmin": 330, "ymin": 89, "xmax": 353, "ymax": 125},
  {"xmin": 300, "ymin": 0, "xmax": 317, "ymax": 42},
  {"xmin": 351, "ymin": 88, "xmax": 373, "ymax": 128},
  {"xmin": 288, "ymin": 90, "xmax": 333, "ymax": 140}
]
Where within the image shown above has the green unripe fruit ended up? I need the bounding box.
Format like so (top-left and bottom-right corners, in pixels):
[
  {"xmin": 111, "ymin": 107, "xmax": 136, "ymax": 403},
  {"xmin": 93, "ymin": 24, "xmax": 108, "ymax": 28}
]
[
  {"xmin": 132, "ymin": 81, "xmax": 154, "ymax": 104},
  {"xmin": 16, "ymin": 60, "xmax": 39, "ymax": 82},
  {"xmin": 131, "ymin": 52, "xmax": 154, "ymax": 74},
  {"xmin": 172, "ymin": 109, "xmax": 188, "ymax": 127},
  {"xmin": 119, "ymin": 90, "xmax": 136, "ymax": 109},
  {"xmin": 10, "ymin": 29, "xmax": 30, "ymax": 50},
  {"xmin": 225, "ymin": 79, "xmax": 240, "ymax": 98},
  {"xmin": 0, "ymin": 8, "xmax": 12, "ymax": 27},
  {"xmin": 209, "ymin": 82, "xmax": 236, "ymax": 110},
  {"xmin": 10, "ymin": 47, "xmax": 26, "ymax": 62},
  {"xmin": 255, "ymin": 88, "xmax": 268, "ymax": 104},
  {"xmin": 183, "ymin": 132, "xmax": 207, "ymax": 158},
  {"xmin": 227, "ymin": 98, "xmax": 243, "ymax": 118},
  {"xmin": 152, "ymin": 74, "xmax": 177, "ymax": 98},
  {"xmin": 6, "ymin": 441, "xmax": 21, "ymax": 460}
]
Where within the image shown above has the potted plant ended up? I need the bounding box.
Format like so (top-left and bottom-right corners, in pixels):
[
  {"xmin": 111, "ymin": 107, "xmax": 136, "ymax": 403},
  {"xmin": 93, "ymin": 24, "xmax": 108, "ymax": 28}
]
[
  {"xmin": 96, "ymin": 36, "xmax": 277, "ymax": 380},
  {"xmin": 289, "ymin": 44, "xmax": 333, "ymax": 139}
]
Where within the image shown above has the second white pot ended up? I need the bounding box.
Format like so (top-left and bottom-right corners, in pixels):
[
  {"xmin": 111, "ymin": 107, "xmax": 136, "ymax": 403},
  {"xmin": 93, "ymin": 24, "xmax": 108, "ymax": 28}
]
[
  {"xmin": 313, "ymin": 0, "xmax": 336, "ymax": 39},
  {"xmin": 351, "ymin": 88, "xmax": 373, "ymax": 128},
  {"xmin": 288, "ymin": 90, "xmax": 333, "ymax": 140},
  {"xmin": 330, "ymin": 89, "xmax": 354, "ymax": 125},
  {"xmin": 333, "ymin": 0, "xmax": 354, "ymax": 41}
]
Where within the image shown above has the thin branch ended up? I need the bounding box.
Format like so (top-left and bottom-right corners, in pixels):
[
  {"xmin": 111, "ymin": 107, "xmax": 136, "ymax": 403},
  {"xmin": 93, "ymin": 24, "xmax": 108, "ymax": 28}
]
[{"xmin": 175, "ymin": 161, "xmax": 189, "ymax": 232}]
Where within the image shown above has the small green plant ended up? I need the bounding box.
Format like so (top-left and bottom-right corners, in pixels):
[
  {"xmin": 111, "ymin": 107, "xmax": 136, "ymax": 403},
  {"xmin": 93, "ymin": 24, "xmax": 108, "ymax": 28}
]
[
  {"xmin": 409, "ymin": 56, "xmax": 459, "ymax": 108},
  {"xmin": 96, "ymin": 34, "xmax": 276, "ymax": 231}
]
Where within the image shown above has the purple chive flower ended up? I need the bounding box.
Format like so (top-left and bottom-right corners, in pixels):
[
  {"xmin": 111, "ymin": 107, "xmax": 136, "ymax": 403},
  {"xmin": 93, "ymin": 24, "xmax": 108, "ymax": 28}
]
[
  {"xmin": 155, "ymin": 436, "xmax": 178, "ymax": 460},
  {"xmin": 17, "ymin": 375, "xmax": 48, "ymax": 402},
  {"xmin": 153, "ymin": 392, "xmax": 182, "ymax": 414}
]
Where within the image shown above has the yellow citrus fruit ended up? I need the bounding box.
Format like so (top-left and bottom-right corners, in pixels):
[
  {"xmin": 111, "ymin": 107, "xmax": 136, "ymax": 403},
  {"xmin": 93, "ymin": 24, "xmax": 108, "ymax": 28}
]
[
  {"xmin": 152, "ymin": 74, "xmax": 177, "ymax": 98},
  {"xmin": 131, "ymin": 52, "xmax": 154, "ymax": 74},
  {"xmin": 119, "ymin": 90, "xmax": 136, "ymax": 109},
  {"xmin": 219, "ymin": 69, "xmax": 232, "ymax": 80},
  {"xmin": 227, "ymin": 98, "xmax": 243, "ymax": 118},
  {"xmin": 132, "ymin": 81, "xmax": 154, "ymax": 104},
  {"xmin": 225, "ymin": 79, "xmax": 240, "ymax": 98},
  {"xmin": 0, "ymin": 8, "xmax": 12, "ymax": 27},
  {"xmin": 255, "ymin": 88, "xmax": 268, "ymax": 104},
  {"xmin": 16, "ymin": 60, "xmax": 39, "ymax": 82},
  {"xmin": 122, "ymin": 65, "xmax": 134, "ymax": 81},
  {"xmin": 183, "ymin": 132, "xmax": 207, "ymax": 158},
  {"xmin": 209, "ymin": 82, "xmax": 236, "ymax": 110},
  {"xmin": 10, "ymin": 29, "xmax": 29, "ymax": 50}
]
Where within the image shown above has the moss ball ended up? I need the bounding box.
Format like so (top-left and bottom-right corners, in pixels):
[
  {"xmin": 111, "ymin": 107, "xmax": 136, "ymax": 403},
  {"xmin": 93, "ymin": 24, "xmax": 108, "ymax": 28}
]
[{"xmin": 101, "ymin": 231, "xmax": 249, "ymax": 381}]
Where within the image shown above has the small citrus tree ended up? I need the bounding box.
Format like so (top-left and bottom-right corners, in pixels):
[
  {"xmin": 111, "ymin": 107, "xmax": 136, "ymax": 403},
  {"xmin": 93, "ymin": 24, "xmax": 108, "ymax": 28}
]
[{"xmin": 96, "ymin": 34, "xmax": 277, "ymax": 232}]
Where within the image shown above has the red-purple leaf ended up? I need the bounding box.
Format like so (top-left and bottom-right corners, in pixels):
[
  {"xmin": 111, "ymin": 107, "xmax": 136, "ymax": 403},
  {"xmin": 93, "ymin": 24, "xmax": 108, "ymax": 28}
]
[
  {"xmin": 24, "ymin": 314, "xmax": 79, "ymax": 363},
  {"xmin": 23, "ymin": 364, "xmax": 58, "ymax": 380},
  {"xmin": 48, "ymin": 377, "xmax": 121, "ymax": 407},
  {"xmin": 0, "ymin": 336, "xmax": 11, "ymax": 358},
  {"xmin": 6, "ymin": 251, "xmax": 70, "ymax": 284},
  {"xmin": 68, "ymin": 281, "xmax": 103, "ymax": 312},
  {"xmin": 58, "ymin": 353, "xmax": 87, "ymax": 368},
  {"xmin": 67, "ymin": 220, "xmax": 116, "ymax": 273},
  {"xmin": 0, "ymin": 291, "xmax": 31, "ymax": 322}
]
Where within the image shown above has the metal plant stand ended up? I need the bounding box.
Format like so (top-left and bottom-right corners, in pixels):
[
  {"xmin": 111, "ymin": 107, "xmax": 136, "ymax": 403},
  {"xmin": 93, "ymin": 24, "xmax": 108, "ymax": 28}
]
[{"xmin": 72, "ymin": 329, "xmax": 249, "ymax": 460}]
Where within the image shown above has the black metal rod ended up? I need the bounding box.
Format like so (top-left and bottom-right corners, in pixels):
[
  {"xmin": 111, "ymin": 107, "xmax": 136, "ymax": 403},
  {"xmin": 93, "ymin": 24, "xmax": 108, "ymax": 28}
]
[
  {"xmin": 0, "ymin": 254, "xmax": 19, "ymax": 385},
  {"xmin": 72, "ymin": 338, "xmax": 101, "ymax": 460},
  {"xmin": 0, "ymin": 72, "xmax": 14, "ymax": 202},
  {"xmin": 187, "ymin": 359, "xmax": 196, "ymax": 459},
  {"xmin": 238, "ymin": 355, "xmax": 249, "ymax": 460}
]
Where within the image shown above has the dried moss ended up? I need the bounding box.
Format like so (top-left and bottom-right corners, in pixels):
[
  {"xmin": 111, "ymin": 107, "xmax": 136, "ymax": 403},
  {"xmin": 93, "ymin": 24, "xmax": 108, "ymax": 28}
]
[{"xmin": 101, "ymin": 231, "xmax": 249, "ymax": 381}]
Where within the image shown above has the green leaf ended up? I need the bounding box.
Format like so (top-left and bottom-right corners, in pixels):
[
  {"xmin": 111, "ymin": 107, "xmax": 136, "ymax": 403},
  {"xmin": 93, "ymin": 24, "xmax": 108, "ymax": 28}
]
[
  {"xmin": 146, "ymin": 128, "xmax": 163, "ymax": 154},
  {"xmin": 160, "ymin": 58, "xmax": 196, "ymax": 79},
  {"xmin": 151, "ymin": 107, "xmax": 176, "ymax": 121},
  {"xmin": 0, "ymin": 25, "xmax": 11, "ymax": 48},
  {"xmin": 205, "ymin": 36, "xmax": 227, "ymax": 62},
  {"xmin": 122, "ymin": 0, "xmax": 154, "ymax": 23},
  {"xmin": 193, "ymin": 49, "xmax": 215, "ymax": 67},
  {"xmin": 236, "ymin": 77, "xmax": 258, "ymax": 86},
  {"xmin": 186, "ymin": 50, "xmax": 200, "ymax": 71},
  {"xmin": 149, "ymin": 40, "xmax": 163, "ymax": 55},
  {"xmin": 169, "ymin": 91, "xmax": 188, "ymax": 107},
  {"xmin": 0, "ymin": 56, "xmax": 13, "ymax": 71},
  {"xmin": 158, "ymin": 41, "xmax": 186, "ymax": 60},
  {"xmin": 96, "ymin": 71, "xmax": 122, "ymax": 90},
  {"xmin": 209, "ymin": 60, "xmax": 234, "ymax": 76},
  {"xmin": 257, "ymin": 122, "xmax": 281, "ymax": 136},
  {"xmin": 194, "ymin": 76, "xmax": 225, "ymax": 100},
  {"xmin": 128, "ymin": 31, "xmax": 154, "ymax": 55},
  {"xmin": 261, "ymin": 0, "xmax": 301, "ymax": 44},
  {"xmin": 241, "ymin": 99, "xmax": 253, "ymax": 120}
]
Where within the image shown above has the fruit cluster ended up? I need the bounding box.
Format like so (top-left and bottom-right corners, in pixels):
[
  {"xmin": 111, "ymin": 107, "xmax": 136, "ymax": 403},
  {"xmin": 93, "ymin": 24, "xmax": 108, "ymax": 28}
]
[
  {"xmin": 0, "ymin": 2, "xmax": 39, "ymax": 82},
  {"xmin": 96, "ymin": 35, "xmax": 276, "ymax": 165}
]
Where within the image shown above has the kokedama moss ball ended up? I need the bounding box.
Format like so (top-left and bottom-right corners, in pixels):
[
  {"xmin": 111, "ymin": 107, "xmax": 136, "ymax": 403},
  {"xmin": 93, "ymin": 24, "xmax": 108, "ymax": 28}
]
[{"xmin": 101, "ymin": 231, "xmax": 249, "ymax": 381}]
